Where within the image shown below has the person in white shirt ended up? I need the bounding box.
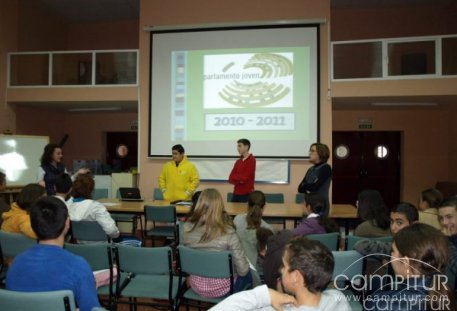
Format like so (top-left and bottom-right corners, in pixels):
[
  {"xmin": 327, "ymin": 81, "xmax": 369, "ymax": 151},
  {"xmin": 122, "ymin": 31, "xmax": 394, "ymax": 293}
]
[
  {"xmin": 210, "ymin": 237, "xmax": 351, "ymax": 311},
  {"xmin": 67, "ymin": 174, "xmax": 119, "ymax": 240}
]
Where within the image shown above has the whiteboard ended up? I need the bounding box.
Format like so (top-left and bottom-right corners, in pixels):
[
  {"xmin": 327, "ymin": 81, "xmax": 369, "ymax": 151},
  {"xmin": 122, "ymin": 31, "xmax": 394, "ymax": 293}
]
[
  {"xmin": 0, "ymin": 135, "xmax": 49, "ymax": 187},
  {"xmin": 192, "ymin": 159, "xmax": 289, "ymax": 184}
]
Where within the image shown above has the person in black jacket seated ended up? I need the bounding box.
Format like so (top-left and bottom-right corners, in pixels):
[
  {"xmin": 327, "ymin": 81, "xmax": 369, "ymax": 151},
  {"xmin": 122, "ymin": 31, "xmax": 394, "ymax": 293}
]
[
  {"xmin": 37, "ymin": 143, "xmax": 89, "ymax": 196},
  {"xmin": 364, "ymin": 223, "xmax": 456, "ymax": 311},
  {"xmin": 298, "ymin": 143, "xmax": 332, "ymax": 216}
]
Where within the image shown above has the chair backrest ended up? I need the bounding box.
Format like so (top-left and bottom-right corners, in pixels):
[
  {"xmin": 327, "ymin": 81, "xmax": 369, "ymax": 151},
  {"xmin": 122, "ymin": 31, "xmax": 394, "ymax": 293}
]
[
  {"xmin": 346, "ymin": 235, "xmax": 392, "ymax": 251},
  {"xmin": 0, "ymin": 230, "xmax": 36, "ymax": 258},
  {"xmin": 227, "ymin": 192, "xmax": 233, "ymax": 202},
  {"xmin": 177, "ymin": 245, "xmax": 233, "ymax": 279},
  {"xmin": 308, "ymin": 232, "xmax": 340, "ymax": 251},
  {"xmin": 0, "ymin": 288, "xmax": 76, "ymax": 311},
  {"xmin": 331, "ymin": 250, "xmax": 364, "ymax": 281},
  {"xmin": 117, "ymin": 244, "xmax": 171, "ymax": 275},
  {"xmin": 64, "ymin": 243, "xmax": 112, "ymax": 271},
  {"xmin": 264, "ymin": 193, "xmax": 285, "ymax": 203},
  {"xmin": 153, "ymin": 188, "xmax": 164, "ymax": 200},
  {"xmin": 295, "ymin": 193, "xmax": 305, "ymax": 204},
  {"xmin": 144, "ymin": 205, "xmax": 176, "ymax": 223},
  {"xmin": 70, "ymin": 221, "xmax": 109, "ymax": 242},
  {"xmin": 93, "ymin": 188, "xmax": 108, "ymax": 200}
]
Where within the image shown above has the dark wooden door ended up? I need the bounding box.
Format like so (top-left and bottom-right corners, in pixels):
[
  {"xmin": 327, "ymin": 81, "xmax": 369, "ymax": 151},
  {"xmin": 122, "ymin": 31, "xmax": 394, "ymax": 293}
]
[
  {"xmin": 332, "ymin": 131, "xmax": 401, "ymax": 210},
  {"xmin": 106, "ymin": 132, "xmax": 138, "ymax": 172}
]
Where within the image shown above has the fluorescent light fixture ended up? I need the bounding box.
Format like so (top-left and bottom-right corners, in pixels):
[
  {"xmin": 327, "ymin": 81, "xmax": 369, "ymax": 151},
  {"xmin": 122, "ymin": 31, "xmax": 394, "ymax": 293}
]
[
  {"xmin": 371, "ymin": 102, "xmax": 438, "ymax": 107},
  {"xmin": 67, "ymin": 107, "xmax": 122, "ymax": 112}
]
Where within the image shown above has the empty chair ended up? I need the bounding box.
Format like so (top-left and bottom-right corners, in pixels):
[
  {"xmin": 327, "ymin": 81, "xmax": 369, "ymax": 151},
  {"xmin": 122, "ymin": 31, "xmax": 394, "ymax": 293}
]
[
  {"xmin": 115, "ymin": 244, "xmax": 180, "ymax": 310},
  {"xmin": 110, "ymin": 213, "xmax": 141, "ymax": 237},
  {"xmin": 295, "ymin": 193, "xmax": 305, "ymax": 204},
  {"xmin": 0, "ymin": 231, "xmax": 36, "ymax": 281},
  {"xmin": 144, "ymin": 205, "xmax": 177, "ymax": 245},
  {"xmin": 332, "ymin": 250, "xmax": 364, "ymax": 311},
  {"xmin": 92, "ymin": 189, "xmax": 108, "ymax": 200},
  {"xmin": 153, "ymin": 188, "xmax": 164, "ymax": 200},
  {"xmin": 346, "ymin": 235, "xmax": 392, "ymax": 251},
  {"xmin": 177, "ymin": 245, "xmax": 234, "ymax": 308},
  {"xmin": 308, "ymin": 232, "xmax": 340, "ymax": 251},
  {"xmin": 264, "ymin": 193, "xmax": 284, "ymax": 203},
  {"xmin": 64, "ymin": 243, "xmax": 116, "ymax": 309},
  {"xmin": 0, "ymin": 288, "xmax": 76, "ymax": 311},
  {"xmin": 70, "ymin": 221, "xmax": 110, "ymax": 243}
]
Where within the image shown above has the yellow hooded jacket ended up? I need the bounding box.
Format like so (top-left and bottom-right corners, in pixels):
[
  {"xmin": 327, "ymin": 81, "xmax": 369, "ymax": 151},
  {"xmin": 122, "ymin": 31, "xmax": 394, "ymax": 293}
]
[
  {"xmin": 159, "ymin": 156, "xmax": 199, "ymax": 202},
  {"xmin": 1, "ymin": 202, "xmax": 37, "ymax": 239}
]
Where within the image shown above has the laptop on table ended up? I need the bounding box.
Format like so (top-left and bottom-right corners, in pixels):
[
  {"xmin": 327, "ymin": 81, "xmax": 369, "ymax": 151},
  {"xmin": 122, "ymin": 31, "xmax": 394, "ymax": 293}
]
[{"xmin": 119, "ymin": 187, "xmax": 144, "ymax": 202}]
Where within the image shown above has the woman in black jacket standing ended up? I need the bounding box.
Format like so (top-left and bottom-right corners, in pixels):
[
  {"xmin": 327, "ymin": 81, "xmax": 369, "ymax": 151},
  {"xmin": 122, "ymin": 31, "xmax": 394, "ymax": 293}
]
[{"xmin": 298, "ymin": 143, "xmax": 332, "ymax": 216}]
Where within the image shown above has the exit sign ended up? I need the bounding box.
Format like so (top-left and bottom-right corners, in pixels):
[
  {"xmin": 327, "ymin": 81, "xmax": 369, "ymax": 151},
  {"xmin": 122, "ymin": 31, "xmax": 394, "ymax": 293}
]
[
  {"xmin": 358, "ymin": 118, "xmax": 373, "ymax": 129},
  {"xmin": 358, "ymin": 124, "xmax": 372, "ymax": 129}
]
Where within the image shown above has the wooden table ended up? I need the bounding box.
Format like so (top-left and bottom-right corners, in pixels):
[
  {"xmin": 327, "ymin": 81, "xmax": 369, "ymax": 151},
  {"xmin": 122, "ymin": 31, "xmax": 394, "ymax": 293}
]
[
  {"xmin": 328, "ymin": 204, "xmax": 358, "ymax": 234},
  {"xmin": 99, "ymin": 199, "xmax": 357, "ymax": 231}
]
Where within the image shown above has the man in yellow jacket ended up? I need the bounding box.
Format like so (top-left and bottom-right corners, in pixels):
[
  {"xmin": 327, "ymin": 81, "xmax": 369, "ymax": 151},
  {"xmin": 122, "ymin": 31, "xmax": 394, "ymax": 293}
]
[{"xmin": 159, "ymin": 144, "xmax": 199, "ymax": 202}]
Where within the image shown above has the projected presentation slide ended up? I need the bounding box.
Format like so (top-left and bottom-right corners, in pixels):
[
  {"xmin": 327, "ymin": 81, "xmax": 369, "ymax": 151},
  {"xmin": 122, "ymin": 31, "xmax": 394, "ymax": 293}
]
[
  {"xmin": 171, "ymin": 47, "xmax": 310, "ymax": 141},
  {"xmin": 149, "ymin": 25, "xmax": 319, "ymax": 158}
]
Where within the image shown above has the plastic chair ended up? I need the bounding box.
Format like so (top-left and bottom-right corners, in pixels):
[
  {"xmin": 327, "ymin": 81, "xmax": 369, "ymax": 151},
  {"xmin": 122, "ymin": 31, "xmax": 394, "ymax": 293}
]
[
  {"xmin": 346, "ymin": 235, "xmax": 392, "ymax": 251},
  {"xmin": 264, "ymin": 193, "xmax": 286, "ymax": 229},
  {"xmin": 115, "ymin": 245, "xmax": 180, "ymax": 310},
  {"xmin": 0, "ymin": 288, "xmax": 76, "ymax": 311},
  {"xmin": 264, "ymin": 193, "xmax": 284, "ymax": 203},
  {"xmin": 144, "ymin": 205, "xmax": 177, "ymax": 245},
  {"xmin": 153, "ymin": 188, "xmax": 164, "ymax": 200},
  {"xmin": 308, "ymin": 232, "xmax": 340, "ymax": 251},
  {"xmin": 93, "ymin": 188, "xmax": 108, "ymax": 200},
  {"xmin": 0, "ymin": 231, "xmax": 36, "ymax": 281},
  {"xmin": 332, "ymin": 250, "xmax": 364, "ymax": 311},
  {"xmin": 64, "ymin": 243, "xmax": 116, "ymax": 309},
  {"xmin": 70, "ymin": 221, "xmax": 110, "ymax": 243},
  {"xmin": 295, "ymin": 193, "xmax": 305, "ymax": 204},
  {"xmin": 177, "ymin": 245, "xmax": 234, "ymax": 308}
]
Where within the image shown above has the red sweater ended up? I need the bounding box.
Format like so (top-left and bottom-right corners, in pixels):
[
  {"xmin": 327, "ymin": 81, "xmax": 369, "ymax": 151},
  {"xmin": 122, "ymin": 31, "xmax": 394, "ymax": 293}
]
[{"xmin": 229, "ymin": 154, "xmax": 256, "ymax": 195}]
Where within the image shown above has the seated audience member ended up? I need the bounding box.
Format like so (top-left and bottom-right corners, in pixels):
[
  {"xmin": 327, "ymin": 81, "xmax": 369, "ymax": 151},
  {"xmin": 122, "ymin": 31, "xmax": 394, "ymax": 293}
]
[
  {"xmin": 438, "ymin": 196, "xmax": 457, "ymax": 277},
  {"xmin": 263, "ymin": 230, "xmax": 296, "ymax": 289},
  {"xmin": 67, "ymin": 174, "xmax": 119, "ymax": 240},
  {"xmin": 6, "ymin": 197, "xmax": 100, "ymax": 311},
  {"xmin": 364, "ymin": 223, "xmax": 456, "ymax": 311},
  {"xmin": 235, "ymin": 191, "xmax": 274, "ymax": 273},
  {"xmin": 355, "ymin": 202, "xmax": 418, "ymax": 256},
  {"xmin": 256, "ymin": 227, "xmax": 274, "ymax": 277},
  {"xmin": 234, "ymin": 190, "xmax": 274, "ymax": 232},
  {"xmin": 182, "ymin": 188, "xmax": 251, "ymax": 298},
  {"xmin": 1, "ymin": 183, "xmax": 45, "ymax": 239},
  {"xmin": 210, "ymin": 237, "xmax": 351, "ymax": 311},
  {"xmin": 54, "ymin": 173, "xmax": 73, "ymax": 204},
  {"xmin": 354, "ymin": 189, "xmax": 391, "ymax": 237},
  {"xmin": 0, "ymin": 171, "xmax": 9, "ymax": 226},
  {"xmin": 293, "ymin": 192, "xmax": 338, "ymax": 236},
  {"xmin": 180, "ymin": 190, "xmax": 201, "ymax": 222},
  {"xmin": 418, "ymin": 188, "xmax": 443, "ymax": 230}
]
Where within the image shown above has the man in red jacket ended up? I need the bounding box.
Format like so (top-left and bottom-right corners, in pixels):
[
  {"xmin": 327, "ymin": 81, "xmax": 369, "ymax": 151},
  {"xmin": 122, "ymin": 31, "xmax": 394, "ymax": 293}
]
[{"xmin": 229, "ymin": 138, "xmax": 256, "ymax": 202}]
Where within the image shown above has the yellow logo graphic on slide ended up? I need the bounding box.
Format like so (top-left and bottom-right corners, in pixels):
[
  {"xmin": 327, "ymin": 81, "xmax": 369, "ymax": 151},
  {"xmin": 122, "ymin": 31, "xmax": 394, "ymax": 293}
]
[{"xmin": 219, "ymin": 53, "xmax": 293, "ymax": 108}]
